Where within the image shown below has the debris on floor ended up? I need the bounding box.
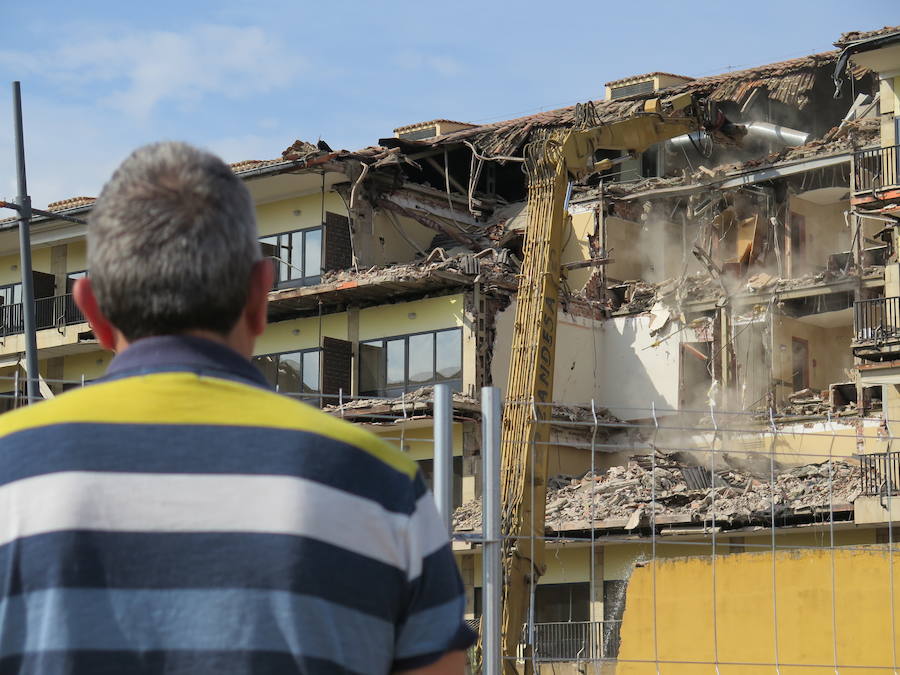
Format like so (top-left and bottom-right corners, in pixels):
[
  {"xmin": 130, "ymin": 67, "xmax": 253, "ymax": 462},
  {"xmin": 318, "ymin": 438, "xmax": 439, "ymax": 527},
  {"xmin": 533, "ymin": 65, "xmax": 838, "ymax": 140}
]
[{"xmin": 453, "ymin": 452, "xmax": 860, "ymax": 533}]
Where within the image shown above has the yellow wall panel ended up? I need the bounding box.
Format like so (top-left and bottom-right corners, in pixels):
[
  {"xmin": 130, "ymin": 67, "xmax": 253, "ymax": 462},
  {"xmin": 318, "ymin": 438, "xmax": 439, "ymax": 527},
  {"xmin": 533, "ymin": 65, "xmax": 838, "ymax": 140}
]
[
  {"xmin": 255, "ymin": 192, "xmax": 347, "ymax": 238},
  {"xmin": 618, "ymin": 547, "xmax": 900, "ymax": 674},
  {"xmin": 255, "ymin": 313, "xmax": 349, "ymax": 355},
  {"xmin": 358, "ymin": 294, "xmax": 464, "ymax": 341}
]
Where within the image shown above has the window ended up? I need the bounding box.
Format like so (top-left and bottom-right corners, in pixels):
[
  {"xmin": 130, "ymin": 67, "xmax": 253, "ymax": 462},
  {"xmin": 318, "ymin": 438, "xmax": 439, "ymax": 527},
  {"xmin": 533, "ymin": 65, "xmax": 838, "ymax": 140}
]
[
  {"xmin": 610, "ymin": 80, "xmax": 654, "ymax": 99},
  {"xmin": 0, "ymin": 283, "xmax": 22, "ymax": 334},
  {"xmin": 253, "ymin": 349, "xmax": 321, "ymax": 403},
  {"xmin": 359, "ymin": 327, "xmax": 462, "ymax": 397},
  {"xmin": 535, "ymin": 582, "xmax": 590, "ymax": 624},
  {"xmin": 0, "ymin": 283, "xmax": 22, "ymax": 307},
  {"xmin": 260, "ymin": 227, "xmax": 322, "ymax": 287}
]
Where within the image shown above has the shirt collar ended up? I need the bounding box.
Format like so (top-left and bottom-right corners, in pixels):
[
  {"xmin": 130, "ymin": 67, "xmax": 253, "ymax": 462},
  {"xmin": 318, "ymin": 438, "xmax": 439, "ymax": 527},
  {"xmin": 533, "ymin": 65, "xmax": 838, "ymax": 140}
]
[{"xmin": 105, "ymin": 335, "xmax": 270, "ymax": 389}]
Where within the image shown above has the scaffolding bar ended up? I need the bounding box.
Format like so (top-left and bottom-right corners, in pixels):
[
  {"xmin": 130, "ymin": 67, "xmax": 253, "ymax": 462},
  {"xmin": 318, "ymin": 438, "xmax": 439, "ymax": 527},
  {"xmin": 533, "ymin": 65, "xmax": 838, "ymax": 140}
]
[
  {"xmin": 433, "ymin": 383, "xmax": 453, "ymax": 532},
  {"xmin": 482, "ymin": 386, "xmax": 502, "ymax": 675}
]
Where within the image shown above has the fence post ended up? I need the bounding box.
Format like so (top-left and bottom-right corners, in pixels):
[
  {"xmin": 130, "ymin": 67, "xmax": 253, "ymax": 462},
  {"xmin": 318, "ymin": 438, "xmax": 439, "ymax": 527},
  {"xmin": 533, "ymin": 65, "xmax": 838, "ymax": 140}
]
[
  {"xmin": 433, "ymin": 383, "xmax": 453, "ymax": 532},
  {"xmin": 482, "ymin": 386, "xmax": 502, "ymax": 675}
]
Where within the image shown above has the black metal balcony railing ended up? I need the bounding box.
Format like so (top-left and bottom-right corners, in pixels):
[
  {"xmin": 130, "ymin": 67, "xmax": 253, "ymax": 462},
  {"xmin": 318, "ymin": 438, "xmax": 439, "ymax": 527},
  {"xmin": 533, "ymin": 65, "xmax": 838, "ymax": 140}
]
[
  {"xmin": 854, "ymin": 297, "xmax": 900, "ymax": 344},
  {"xmin": 861, "ymin": 451, "xmax": 900, "ymax": 497},
  {"xmin": 0, "ymin": 294, "xmax": 85, "ymax": 337},
  {"xmin": 854, "ymin": 144, "xmax": 900, "ymax": 194}
]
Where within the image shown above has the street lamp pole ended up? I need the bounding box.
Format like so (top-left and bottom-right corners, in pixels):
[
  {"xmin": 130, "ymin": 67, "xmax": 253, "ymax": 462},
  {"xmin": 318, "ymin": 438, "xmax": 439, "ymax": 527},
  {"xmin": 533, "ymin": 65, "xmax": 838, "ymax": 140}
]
[{"xmin": 11, "ymin": 81, "xmax": 39, "ymax": 403}]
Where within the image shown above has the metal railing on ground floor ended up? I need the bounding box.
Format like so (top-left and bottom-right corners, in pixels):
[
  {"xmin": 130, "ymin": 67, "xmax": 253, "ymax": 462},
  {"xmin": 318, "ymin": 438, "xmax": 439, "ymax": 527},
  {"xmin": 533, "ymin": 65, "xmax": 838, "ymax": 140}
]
[{"xmin": 466, "ymin": 620, "xmax": 621, "ymax": 664}]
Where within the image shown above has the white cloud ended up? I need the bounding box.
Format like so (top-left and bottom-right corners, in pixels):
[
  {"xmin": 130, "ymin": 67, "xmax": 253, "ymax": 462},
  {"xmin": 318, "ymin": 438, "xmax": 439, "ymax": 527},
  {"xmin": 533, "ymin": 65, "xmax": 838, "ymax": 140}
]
[{"xmin": 0, "ymin": 24, "xmax": 304, "ymax": 120}]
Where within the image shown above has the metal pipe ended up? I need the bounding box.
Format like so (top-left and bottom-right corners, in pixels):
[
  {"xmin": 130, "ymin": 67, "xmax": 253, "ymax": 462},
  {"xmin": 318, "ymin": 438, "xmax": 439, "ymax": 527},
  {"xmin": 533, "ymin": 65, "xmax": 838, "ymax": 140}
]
[
  {"xmin": 433, "ymin": 383, "xmax": 453, "ymax": 532},
  {"xmin": 481, "ymin": 386, "xmax": 502, "ymax": 675},
  {"xmin": 666, "ymin": 131, "xmax": 708, "ymax": 150},
  {"xmin": 667, "ymin": 122, "xmax": 810, "ymax": 151},
  {"xmin": 12, "ymin": 82, "xmax": 39, "ymax": 404},
  {"xmin": 743, "ymin": 121, "xmax": 810, "ymax": 147}
]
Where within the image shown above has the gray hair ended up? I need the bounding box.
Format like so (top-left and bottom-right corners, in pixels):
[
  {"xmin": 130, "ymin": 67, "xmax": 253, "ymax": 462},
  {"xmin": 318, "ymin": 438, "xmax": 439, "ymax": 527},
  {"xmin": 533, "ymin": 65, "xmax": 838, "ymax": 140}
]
[{"xmin": 88, "ymin": 142, "xmax": 261, "ymax": 341}]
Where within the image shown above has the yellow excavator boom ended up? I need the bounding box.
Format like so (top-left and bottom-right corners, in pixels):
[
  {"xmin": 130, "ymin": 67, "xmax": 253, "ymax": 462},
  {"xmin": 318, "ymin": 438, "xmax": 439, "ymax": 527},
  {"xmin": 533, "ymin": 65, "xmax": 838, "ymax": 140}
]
[{"xmin": 496, "ymin": 96, "xmax": 731, "ymax": 671}]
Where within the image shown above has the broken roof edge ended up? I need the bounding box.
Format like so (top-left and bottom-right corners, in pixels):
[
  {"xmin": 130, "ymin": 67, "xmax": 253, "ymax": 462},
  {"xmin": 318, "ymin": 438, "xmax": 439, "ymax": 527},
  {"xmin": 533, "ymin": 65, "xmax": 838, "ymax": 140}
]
[
  {"xmin": 420, "ymin": 49, "xmax": 846, "ymax": 152},
  {"xmin": 588, "ymin": 149, "xmax": 860, "ymax": 204},
  {"xmin": 835, "ymin": 24, "xmax": 900, "ymax": 47}
]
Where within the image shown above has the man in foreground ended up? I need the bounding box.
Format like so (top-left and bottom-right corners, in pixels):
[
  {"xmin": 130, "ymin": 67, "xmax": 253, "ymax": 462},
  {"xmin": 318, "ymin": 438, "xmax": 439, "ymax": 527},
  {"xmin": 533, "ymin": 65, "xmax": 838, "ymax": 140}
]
[{"xmin": 0, "ymin": 142, "xmax": 473, "ymax": 673}]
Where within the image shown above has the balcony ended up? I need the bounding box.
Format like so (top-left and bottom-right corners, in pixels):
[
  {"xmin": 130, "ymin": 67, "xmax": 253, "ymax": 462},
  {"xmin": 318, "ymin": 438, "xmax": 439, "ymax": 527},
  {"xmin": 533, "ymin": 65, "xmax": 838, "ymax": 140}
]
[
  {"xmin": 853, "ymin": 144, "xmax": 900, "ymax": 208},
  {"xmin": 853, "ymin": 296, "xmax": 900, "ymax": 361},
  {"xmin": 0, "ymin": 294, "xmax": 85, "ymax": 338}
]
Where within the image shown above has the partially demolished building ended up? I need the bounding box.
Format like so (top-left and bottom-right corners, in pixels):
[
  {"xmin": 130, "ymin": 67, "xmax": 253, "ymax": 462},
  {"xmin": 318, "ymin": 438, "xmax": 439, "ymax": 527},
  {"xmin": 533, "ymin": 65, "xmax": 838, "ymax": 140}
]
[{"xmin": 1, "ymin": 23, "xmax": 899, "ymax": 666}]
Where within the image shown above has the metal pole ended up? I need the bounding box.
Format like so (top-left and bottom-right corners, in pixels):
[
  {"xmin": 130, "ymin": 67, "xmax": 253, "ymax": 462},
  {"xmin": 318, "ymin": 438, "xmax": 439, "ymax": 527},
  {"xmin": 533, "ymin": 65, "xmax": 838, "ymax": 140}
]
[
  {"xmin": 482, "ymin": 386, "xmax": 502, "ymax": 675},
  {"xmin": 12, "ymin": 82, "xmax": 39, "ymax": 404},
  {"xmin": 433, "ymin": 383, "xmax": 453, "ymax": 531}
]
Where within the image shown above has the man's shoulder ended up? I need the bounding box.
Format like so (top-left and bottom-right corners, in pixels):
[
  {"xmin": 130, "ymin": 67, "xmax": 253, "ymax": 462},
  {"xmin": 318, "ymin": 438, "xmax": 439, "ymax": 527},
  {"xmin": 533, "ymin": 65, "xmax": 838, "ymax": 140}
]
[
  {"xmin": 0, "ymin": 373, "xmax": 418, "ymax": 481},
  {"xmin": 243, "ymin": 384, "xmax": 419, "ymax": 480},
  {"xmin": 0, "ymin": 386, "xmax": 91, "ymax": 437}
]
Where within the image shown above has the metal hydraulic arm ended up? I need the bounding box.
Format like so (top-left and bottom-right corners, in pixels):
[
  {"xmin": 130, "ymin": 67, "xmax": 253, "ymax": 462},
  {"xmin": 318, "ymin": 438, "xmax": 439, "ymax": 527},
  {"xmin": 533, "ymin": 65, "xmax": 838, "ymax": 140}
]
[{"xmin": 497, "ymin": 95, "xmax": 735, "ymax": 671}]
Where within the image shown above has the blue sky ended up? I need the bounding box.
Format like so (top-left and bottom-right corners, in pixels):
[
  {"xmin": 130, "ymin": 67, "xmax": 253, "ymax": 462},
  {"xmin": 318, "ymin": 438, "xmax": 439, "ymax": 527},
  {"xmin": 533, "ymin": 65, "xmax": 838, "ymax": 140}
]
[{"xmin": 0, "ymin": 1, "xmax": 895, "ymax": 206}]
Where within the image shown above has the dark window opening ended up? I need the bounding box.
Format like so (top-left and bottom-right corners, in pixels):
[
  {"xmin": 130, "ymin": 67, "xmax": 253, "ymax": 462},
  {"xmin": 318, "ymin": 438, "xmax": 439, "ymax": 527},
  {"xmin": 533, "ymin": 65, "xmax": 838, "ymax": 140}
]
[
  {"xmin": 791, "ymin": 337, "xmax": 809, "ymax": 392},
  {"xmin": 789, "ymin": 212, "xmax": 806, "ymax": 275},
  {"xmin": 534, "ymin": 582, "xmax": 590, "ymax": 624},
  {"xmin": 417, "ymin": 456, "xmax": 463, "ymax": 509},
  {"xmin": 359, "ymin": 327, "xmax": 462, "ymax": 397}
]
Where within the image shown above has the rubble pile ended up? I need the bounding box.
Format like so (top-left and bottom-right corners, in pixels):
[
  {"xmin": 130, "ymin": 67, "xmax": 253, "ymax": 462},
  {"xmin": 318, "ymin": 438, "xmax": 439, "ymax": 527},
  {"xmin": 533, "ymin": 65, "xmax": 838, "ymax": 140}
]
[
  {"xmin": 313, "ymin": 247, "xmax": 519, "ymax": 290},
  {"xmin": 324, "ymin": 385, "xmax": 477, "ymax": 416},
  {"xmin": 453, "ymin": 454, "xmax": 861, "ymax": 532},
  {"xmin": 324, "ymin": 385, "xmax": 620, "ymax": 427},
  {"xmin": 616, "ymin": 282, "xmax": 658, "ymax": 313},
  {"xmin": 780, "ymin": 388, "xmax": 832, "ymax": 417}
]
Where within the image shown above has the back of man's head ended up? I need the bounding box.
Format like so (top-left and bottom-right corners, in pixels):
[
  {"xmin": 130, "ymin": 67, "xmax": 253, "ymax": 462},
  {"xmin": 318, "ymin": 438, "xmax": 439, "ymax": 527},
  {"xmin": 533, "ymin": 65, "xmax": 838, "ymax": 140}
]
[{"xmin": 88, "ymin": 142, "xmax": 260, "ymax": 342}]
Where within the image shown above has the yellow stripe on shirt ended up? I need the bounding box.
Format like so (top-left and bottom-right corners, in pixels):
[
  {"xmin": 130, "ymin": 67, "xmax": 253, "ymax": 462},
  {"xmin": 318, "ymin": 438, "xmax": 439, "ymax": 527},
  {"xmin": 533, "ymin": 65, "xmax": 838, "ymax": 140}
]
[{"xmin": 0, "ymin": 372, "xmax": 417, "ymax": 479}]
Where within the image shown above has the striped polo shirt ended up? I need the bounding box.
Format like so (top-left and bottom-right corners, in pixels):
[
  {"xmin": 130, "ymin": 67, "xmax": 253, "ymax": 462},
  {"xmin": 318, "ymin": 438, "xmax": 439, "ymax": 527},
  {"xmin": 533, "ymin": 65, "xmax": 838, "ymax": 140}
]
[{"xmin": 0, "ymin": 336, "xmax": 474, "ymax": 674}]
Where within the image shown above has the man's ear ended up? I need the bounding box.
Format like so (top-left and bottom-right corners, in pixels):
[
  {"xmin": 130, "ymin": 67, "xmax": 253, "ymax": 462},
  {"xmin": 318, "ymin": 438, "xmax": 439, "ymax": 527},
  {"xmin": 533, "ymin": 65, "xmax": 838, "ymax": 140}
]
[
  {"xmin": 244, "ymin": 258, "xmax": 274, "ymax": 337},
  {"xmin": 72, "ymin": 277, "xmax": 118, "ymax": 351}
]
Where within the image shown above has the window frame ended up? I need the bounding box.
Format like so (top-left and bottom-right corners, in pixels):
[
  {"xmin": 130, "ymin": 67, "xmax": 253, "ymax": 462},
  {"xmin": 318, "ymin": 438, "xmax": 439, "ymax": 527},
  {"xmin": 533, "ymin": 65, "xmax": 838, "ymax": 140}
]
[
  {"xmin": 253, "ymin": 347, "xmax": 322, "ymax": 403},
  {"xmin": 0, "ymin": 282, "xmax": 23, "ymax": 333},
  {"xmin": 260, "ymin": 226, "xmax": 323, "ymax": 288},
  {"xmin": 359, "ymin": 326, "xmax": 463, "ymax": 397},
  {"xmin": 0, "ymin": 282, "xmax": 23, "ymax": 306}
]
